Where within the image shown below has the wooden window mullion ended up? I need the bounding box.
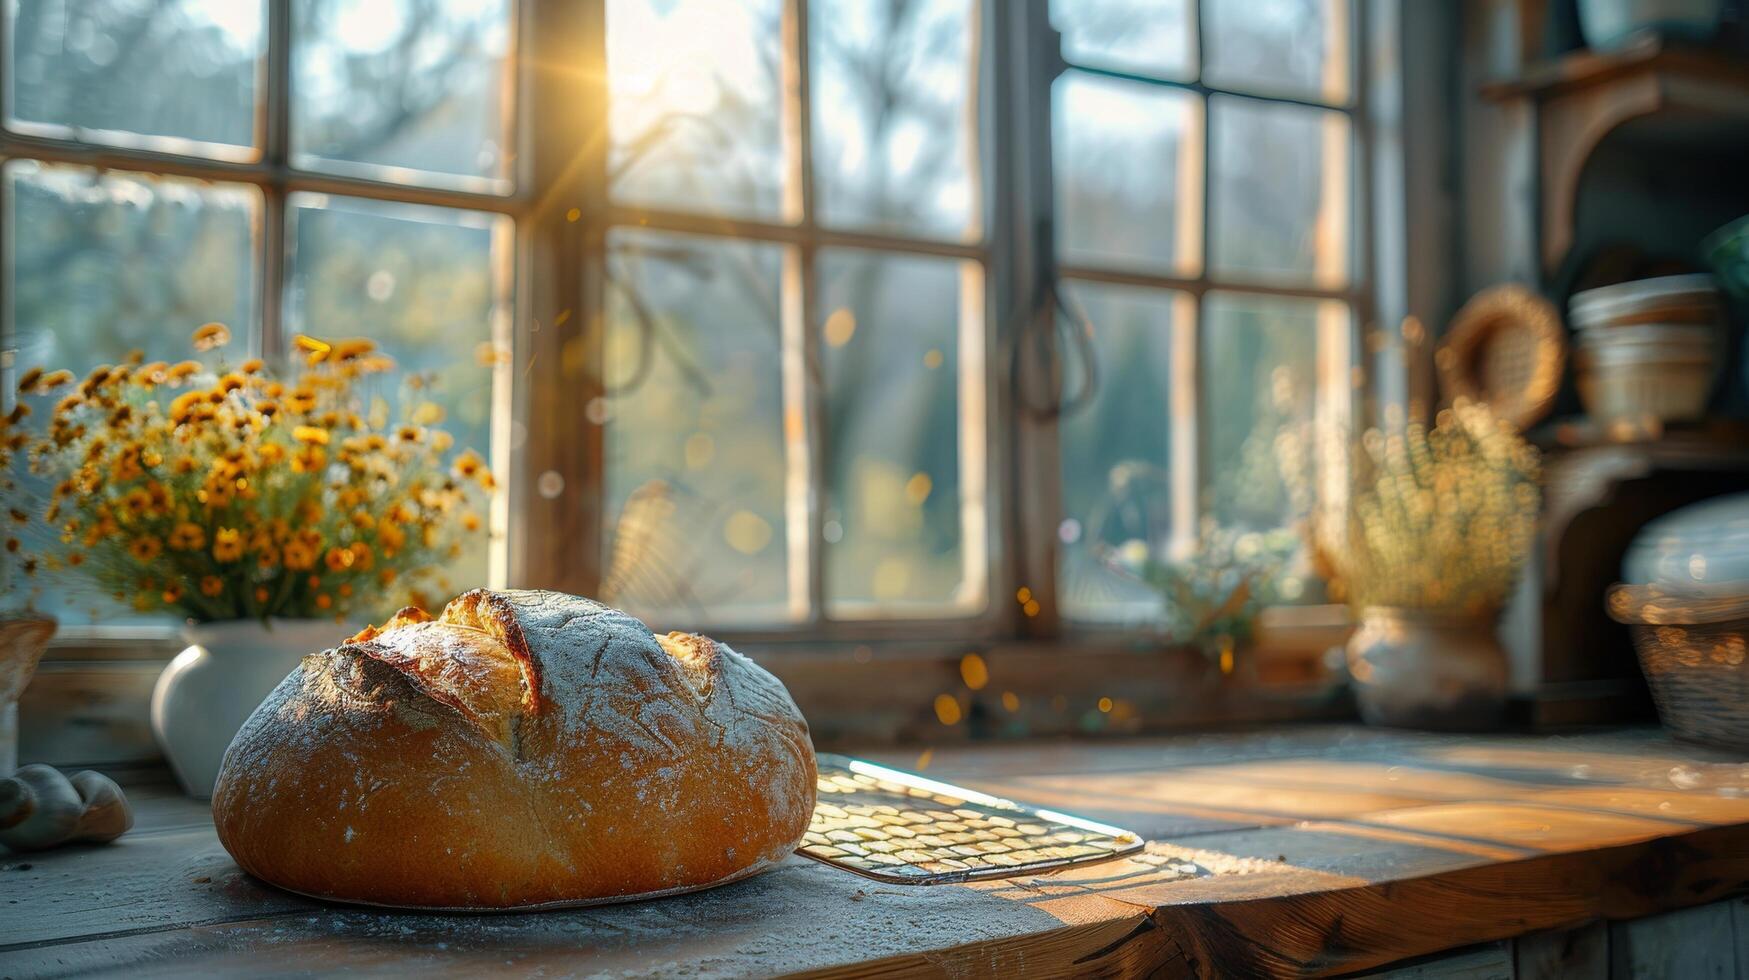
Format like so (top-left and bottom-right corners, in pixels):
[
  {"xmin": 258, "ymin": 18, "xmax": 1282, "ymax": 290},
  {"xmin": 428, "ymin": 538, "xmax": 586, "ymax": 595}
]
[
  {"xmin": 260, "ymin": 0, "xmax": 293, "ymax": 361},
  {"xmin": 512, "ymin": 0, "xmax": 606, "ymax": 594},
  {"xmin": 779, "ymin": 0, "xmax": 826, "ymax": 624},
  {"xmin": 1001, "ymin": 0, "xmax": 1064, "ymax": 637}
]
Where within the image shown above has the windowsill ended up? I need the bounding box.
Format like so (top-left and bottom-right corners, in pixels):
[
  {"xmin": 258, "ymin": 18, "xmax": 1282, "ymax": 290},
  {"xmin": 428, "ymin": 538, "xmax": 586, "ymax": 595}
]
[
  {"xmin": 23, "ymin": 606, "xmax": 1353, "ymax": 766},
  {"xmin": 8, "ymin": 725, "xmax": 1745, "ymax": 976},
  {"xmin": 42, "ymin": 623, "xmax": 185, "ymax": 653},
  {"xmin": 37, "ymin": 603, "xmax": 1349, "ymax": 650}
]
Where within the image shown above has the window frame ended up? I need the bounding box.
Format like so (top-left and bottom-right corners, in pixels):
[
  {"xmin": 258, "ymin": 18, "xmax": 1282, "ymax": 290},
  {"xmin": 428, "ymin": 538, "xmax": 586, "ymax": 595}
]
[
  {"xmin": 0, "ymin": 0, "xmax": 1375, "ymax": 654},
  {"xmin": 561, "ymin": 0, "xmax": 1372, "ymax": 645},
  {"xmin": 567, "ymin": 0, "xmax": 1010, "ymax": 643},
  {"xmin": 1040, "ymin": 0, "xmax": 1373, "ymax": 631}
]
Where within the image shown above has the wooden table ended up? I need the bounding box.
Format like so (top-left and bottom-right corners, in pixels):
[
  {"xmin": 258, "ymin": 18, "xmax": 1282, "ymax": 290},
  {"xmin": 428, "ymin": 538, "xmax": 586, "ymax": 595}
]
[{"xmin": 5, "ymin": 725, "xmax": 1749, "ymax": 978}]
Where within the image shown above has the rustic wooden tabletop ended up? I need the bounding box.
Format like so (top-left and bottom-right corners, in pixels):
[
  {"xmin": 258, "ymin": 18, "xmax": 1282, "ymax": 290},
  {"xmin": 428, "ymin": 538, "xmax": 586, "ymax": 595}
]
[{"xmin": 4, "ymin": 725, "xmax": 1748, "ymax": 978}]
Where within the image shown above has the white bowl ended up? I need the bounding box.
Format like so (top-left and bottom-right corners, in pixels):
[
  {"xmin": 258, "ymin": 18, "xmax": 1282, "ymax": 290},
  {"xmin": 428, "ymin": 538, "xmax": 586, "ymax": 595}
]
[{"xmin": 1570, "ymin": 274, "xmax": 1720, "ymax": 329}]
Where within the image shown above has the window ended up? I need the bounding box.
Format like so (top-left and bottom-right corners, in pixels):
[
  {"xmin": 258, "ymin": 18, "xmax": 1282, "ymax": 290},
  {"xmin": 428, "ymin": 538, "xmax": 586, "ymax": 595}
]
[
  {"xmin": 596, "ymin": 0, "xmax": 1363, "ymax": 634},
  {"xmin": 4, "ymin": 0, "xmax": 1367, "ymax": 641},
  {"xmin": 598, "ymin": 0, "xmax": 988, "ymax": 628},
  {"xmin": 1049, "ymin": 0, "xmax": 1360, "ymax": 624},
  {"xmin": 2, "ymin": 0, "xmax": 517, "ymax": 617}
]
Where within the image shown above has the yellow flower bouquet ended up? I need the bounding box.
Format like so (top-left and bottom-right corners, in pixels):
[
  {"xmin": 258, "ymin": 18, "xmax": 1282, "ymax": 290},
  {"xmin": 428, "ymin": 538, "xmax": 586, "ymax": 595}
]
[{"xmin": 5, "ymin": 324, "xmax": 493, "ymax": 622}]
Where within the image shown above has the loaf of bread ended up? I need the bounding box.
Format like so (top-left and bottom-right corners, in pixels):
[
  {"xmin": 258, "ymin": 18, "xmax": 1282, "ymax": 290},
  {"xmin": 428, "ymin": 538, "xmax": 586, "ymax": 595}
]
[{"xmin": 212, "ymin": 589, "xmax": 816, "ymax": 910}]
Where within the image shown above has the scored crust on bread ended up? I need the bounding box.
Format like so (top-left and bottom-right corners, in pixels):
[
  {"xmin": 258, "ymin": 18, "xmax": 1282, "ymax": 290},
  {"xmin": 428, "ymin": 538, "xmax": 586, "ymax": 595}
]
[{"xmin": 212, "ymin": 589, "xmax": 817, "ymax": 910}]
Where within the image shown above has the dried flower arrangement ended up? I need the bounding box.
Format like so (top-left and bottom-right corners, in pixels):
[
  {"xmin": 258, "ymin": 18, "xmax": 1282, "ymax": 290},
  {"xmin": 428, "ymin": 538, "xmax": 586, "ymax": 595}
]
[
  {"xmin": 2, "ymin": 324, "xmax": 493, "ymax": 622},
  {"xmin": 1285, "ymin": 399, "xmax": 1541, "ymax": 617}
]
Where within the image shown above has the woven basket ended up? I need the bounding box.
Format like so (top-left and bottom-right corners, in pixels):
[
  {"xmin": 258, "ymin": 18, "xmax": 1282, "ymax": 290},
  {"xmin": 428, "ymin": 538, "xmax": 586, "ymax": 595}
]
[{"xmin": 1609, "ymin": 583, "xmax": 1749, "ymax": 750}]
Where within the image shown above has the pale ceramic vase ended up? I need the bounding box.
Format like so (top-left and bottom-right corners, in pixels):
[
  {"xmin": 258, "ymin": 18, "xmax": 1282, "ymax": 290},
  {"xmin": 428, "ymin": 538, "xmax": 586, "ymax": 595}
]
[
  {"xmin": 1346, "ymin": 607, "xmax": 1508, "ymax": 732},
  {"xmin": 0, "ymin": 618, "xmax": 56, "ymax": 775},
  {"xmin": 152, "ymin": 618, "xmax": 353, "ymax": 798}
]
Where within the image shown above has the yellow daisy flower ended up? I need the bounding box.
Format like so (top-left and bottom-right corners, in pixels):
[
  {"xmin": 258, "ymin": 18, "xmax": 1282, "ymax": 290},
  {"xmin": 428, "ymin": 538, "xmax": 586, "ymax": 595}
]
[
  {"xmin": 191, "ymin": 322, "xmax": 232, "ymax": 351},
  {"xmin": 212, "ymin": 527, "xmax": 244, "ymax": 563}
]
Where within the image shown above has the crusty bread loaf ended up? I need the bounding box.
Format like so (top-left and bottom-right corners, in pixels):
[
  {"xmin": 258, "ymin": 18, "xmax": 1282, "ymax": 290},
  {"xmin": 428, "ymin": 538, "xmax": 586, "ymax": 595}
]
[{"xmin": 212, "ymin": 589, "xmax": 816, "ymax": 910}]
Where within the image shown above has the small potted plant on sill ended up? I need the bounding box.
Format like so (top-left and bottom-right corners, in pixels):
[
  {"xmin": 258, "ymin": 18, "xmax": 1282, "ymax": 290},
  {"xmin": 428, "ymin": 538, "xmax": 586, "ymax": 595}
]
[
  {"xmin": 1105, "ymin": 520, "xmax": 1301, "ymax": 682},
  {"xmin": 8, "ymin": 324, "xmax": 495, "ymax": 796},
  {"xmin": 1308, "ymin": 399, "xmax": 1541, "ymax": 731}
]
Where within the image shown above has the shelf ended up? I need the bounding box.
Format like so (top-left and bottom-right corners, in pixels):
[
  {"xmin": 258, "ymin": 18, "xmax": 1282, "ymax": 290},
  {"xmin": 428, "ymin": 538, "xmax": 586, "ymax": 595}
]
[
  {"xmin": 1481, "ymin": 37, "xmax": 1749, "ymax": 101},
  {"xmin": 1480, "ymin": 39, "xmax": 1749, "ymax": 275},
  {"xmin": 1539, "ymin": 423, "xmax": 1749, "ymax": 585}
]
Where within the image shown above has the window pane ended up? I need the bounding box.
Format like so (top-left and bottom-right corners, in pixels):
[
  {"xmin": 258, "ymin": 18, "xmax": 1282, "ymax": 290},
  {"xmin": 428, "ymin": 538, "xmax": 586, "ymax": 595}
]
[
  {"xmin": 1054, "ymin": 72, "xmax": 1201, "ymax": 276},
  {"xmin": 292, "ymin": 0, "xmax": 515, "ymax": 191},
  {"xmin": 606, "ymin": 0, "xmax": 784, "ymax": 220},
  {"xmin": 1209, "ymin": 97, "xmax": 1350, "ymax": 287},
  {"xmin": 5, "ymin": 0, "xmax": 263, "ymax": 158},
  {"xmin": 1203, "ymin": 0, "xmax": 1351, "ymax": 104},
  {"xmin": 3, "ymin": 162, "xmax": 258, "ymax": 369},
  {"xmin": 1051, "ymin": 0, "xmax": 1194, "ymax": 80},
  {"xmin": 600, "ymin": 229, "xmax": 791, "ymax": 626},
  {"xmin": 819, "ymin": 249, "xmax": 977, "ymax": 616},
  {"xmin": 1057, "ymin": 283, "xmax": 1191, "ymax": 624},
  {"xmin": 285, "ymin": 194, "xmax": 506, "ymax": 587},
  {"xmin": 810, "ymin": 0, "xmax": 978, "ymax": 241},
  {"xmin": 3, "ymin": 162, "xmax": 258, "ymax": 625},
  {"xmin": 1202, "ymin": 292, "xmax": 1345, "ymax": 536}
]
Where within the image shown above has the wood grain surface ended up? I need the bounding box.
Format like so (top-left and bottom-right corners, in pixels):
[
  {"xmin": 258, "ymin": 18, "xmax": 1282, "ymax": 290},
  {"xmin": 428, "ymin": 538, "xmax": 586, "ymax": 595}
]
[{"xmin": 4, "ymin": 725, "xmax": 1749, "ymax": 978}]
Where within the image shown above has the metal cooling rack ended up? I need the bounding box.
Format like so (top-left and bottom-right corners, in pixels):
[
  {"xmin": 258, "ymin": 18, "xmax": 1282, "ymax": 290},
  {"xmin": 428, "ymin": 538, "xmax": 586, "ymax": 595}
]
[{"xmin": 797, "ymin": 754, "xmax": 1146, "ymax": 885}]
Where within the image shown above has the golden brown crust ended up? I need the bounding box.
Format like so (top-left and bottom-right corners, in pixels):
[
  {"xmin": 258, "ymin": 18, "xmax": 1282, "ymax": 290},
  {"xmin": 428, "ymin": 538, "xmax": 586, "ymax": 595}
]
[
  {"xmin": 212, "ymin": 589, "xmax": 816, "ymax": 910},
  {"xmin": 351, "ymin": 623, "xmax": 529, "ymax": 747}
]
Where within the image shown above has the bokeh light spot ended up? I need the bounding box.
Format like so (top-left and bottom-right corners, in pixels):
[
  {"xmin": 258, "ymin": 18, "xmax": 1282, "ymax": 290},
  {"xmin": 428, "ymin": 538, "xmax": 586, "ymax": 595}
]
[
  {"xmin": 684, "ymin": 432, "xmax": 715, "ymax": 470},
  {"xmin": 933, "ymin": 693, "xmax": 962, "ymax": 726},
  {"xmin": 823, "ymin": 307, "xmax": 856, "ymax": 347},
  {"xmin": 959, "ymin": 652, "xmax": 988, "ymax": 691},
  {"xmin": 723, "ymin": 509, "xmax": 773, "ymax": 555},
  {"xmin": 904, "ymin": 472, "xmax": 932, "ymax": 506},
  {"xmin": 536, "ymin": 470, "xmax": 565, "ymax": 499}
]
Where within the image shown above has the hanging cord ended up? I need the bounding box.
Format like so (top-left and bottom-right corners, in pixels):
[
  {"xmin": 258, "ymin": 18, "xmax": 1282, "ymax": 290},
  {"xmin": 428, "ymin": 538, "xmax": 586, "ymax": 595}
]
[
  {"xmin": 600, "ymin": 247, "xmax": 715, "ymax": 399},
  {"xmin": 1012, "ymin": 222, "xmax": 1099, "ymax": 420}
]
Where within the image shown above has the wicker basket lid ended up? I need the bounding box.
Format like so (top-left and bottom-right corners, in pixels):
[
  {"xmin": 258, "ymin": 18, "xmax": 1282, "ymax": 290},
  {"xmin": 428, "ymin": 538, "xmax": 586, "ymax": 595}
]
[
  {"xmin": 1435, "ymin": 285, "xmax": 1566, "ymax": 430},
  {"xmin": 1622, "ymin": 492, "xmax": 1749, "ymax": 588}
]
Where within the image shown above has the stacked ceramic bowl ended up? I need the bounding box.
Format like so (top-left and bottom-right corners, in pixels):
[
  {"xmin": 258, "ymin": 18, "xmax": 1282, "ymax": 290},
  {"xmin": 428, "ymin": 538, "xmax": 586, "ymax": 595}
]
[{"xmin": 1568, "ymin": 274, "xmax": 1722, "ymax": 429}]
